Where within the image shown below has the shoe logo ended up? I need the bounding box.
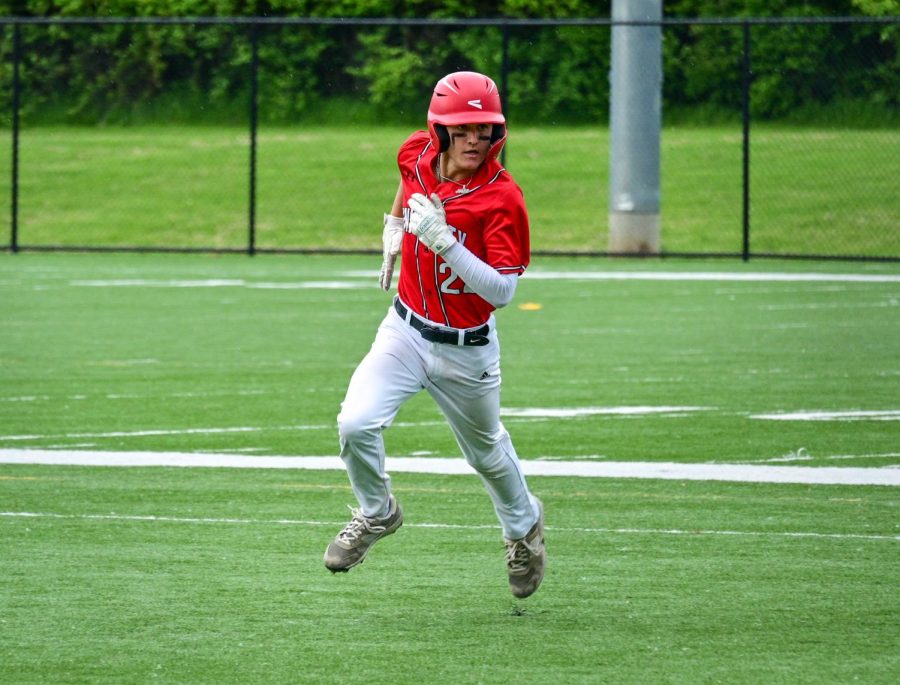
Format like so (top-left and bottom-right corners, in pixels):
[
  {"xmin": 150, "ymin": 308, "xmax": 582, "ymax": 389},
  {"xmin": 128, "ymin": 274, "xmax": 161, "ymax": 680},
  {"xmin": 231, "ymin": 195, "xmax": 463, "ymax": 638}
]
[{"xmin": 468, "ymin": 99, "xmax": 483, "ymax": 109}]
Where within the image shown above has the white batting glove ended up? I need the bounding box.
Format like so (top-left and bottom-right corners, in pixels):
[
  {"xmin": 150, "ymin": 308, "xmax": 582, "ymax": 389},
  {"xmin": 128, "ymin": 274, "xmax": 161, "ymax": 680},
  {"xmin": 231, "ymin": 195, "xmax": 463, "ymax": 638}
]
[
  {"xmin": 379, "ymin": 213, "xmax": 405, "ymax": 291},
  {"xmin": 408, "ymin": 193, "xmax": 456, "ymax": 256}
]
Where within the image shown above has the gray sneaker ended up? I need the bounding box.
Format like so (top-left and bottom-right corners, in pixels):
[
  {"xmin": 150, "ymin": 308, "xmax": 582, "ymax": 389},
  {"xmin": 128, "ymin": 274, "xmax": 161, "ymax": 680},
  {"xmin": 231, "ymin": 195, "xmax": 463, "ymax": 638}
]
[
  {"xmin": 505, "ymin": 499, "xmax": 546, "ymax": 598},
  {"xmin": 324, "ymin": 497, "xmax": 403, "ymax": 573}
]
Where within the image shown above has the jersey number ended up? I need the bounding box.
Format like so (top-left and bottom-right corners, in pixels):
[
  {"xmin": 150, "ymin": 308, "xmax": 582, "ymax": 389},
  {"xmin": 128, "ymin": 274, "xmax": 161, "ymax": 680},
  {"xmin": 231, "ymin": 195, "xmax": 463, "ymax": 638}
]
[{"xmin": 438, "ymin": 262, "xmax": 474, "ymax": 295}]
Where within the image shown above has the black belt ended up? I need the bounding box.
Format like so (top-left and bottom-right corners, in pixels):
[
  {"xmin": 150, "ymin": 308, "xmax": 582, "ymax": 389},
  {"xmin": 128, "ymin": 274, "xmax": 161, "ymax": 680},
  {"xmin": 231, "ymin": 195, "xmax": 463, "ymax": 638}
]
[{"xmin": 394, "ymin": 299, "xmax": 490, "ymax": 347}]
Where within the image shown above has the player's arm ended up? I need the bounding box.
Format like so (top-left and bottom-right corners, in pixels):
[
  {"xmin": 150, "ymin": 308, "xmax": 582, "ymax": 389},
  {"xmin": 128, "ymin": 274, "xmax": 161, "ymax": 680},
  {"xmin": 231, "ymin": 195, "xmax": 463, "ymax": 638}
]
[
  {"xmin": 389, "ymin": 181, "xmax": 403, "ymax": 218},
  {"xmin": 379, "ymin": 181, "xmax": 405, "ymax": 291}
]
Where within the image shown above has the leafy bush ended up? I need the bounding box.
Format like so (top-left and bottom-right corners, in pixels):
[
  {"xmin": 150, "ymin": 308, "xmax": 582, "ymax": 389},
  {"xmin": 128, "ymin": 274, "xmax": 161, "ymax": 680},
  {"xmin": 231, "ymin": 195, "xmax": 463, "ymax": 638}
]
[{"xmin": 0, "ymin": 0, "xmax": 896, "ymax": 125}]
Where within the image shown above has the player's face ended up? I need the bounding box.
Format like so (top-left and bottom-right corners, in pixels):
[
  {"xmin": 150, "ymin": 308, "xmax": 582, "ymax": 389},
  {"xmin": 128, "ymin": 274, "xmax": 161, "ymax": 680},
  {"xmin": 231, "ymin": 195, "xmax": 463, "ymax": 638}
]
[{"xmin": 445, "ymin": 123, "xmax": 492, "ymax": 176}]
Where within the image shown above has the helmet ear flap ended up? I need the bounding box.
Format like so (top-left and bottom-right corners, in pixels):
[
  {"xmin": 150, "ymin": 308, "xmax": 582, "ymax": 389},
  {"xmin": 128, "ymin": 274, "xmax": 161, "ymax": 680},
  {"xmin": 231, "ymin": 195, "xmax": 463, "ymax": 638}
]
[
  {"xmin": 434, "ymin": 124, "xmax": 450, "ymax": 152},
  {"xmin": 490, "ymin": 124, "xmax": 505, "ymax": 145}
]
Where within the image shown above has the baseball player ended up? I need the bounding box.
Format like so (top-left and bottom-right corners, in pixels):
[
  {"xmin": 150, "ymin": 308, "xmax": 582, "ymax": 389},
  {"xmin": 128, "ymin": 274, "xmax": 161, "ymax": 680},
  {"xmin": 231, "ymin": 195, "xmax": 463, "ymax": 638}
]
[{"xmin": 324, "ymin": 71, "xmax": 545, "ymax": 598}]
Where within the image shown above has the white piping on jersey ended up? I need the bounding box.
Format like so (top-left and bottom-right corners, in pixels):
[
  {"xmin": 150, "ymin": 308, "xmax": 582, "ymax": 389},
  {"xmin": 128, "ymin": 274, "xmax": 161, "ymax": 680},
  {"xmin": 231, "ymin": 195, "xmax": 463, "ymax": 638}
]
[
  {"xmin": 434, "ymin": 252, "xmax": 450, "ymax": 324},
  {"xmin": 413, "ymin": 140, "xmax": 432, "ymax": 192},
  {"xmin": 441, "ymin": 168, "xmax": 505, "ymax": 208},
  {"xmin": 496, "ymin": 264, "xmax": 527, "ymax": 274},
  {"xmin": 415, "ymin": 246, "xmax": 429, "ymax": 319},
  {"xmin": 413, "ymin": 141, "xmax": 434, "ymax": 318}
]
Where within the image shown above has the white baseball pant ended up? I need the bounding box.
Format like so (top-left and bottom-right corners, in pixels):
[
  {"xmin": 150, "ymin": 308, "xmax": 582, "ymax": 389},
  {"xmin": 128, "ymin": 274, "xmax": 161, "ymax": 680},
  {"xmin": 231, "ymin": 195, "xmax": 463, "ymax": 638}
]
[{"xmin": 337, "ymin": 299, "xmax": 541, "ymax": 540}]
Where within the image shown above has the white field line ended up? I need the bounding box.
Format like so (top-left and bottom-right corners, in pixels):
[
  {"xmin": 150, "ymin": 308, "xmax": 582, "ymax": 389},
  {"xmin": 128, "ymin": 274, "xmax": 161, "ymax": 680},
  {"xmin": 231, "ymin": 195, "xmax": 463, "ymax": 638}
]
[
  {"xmin": 340, "ymin": 270, "xmax": 900, "ymax": 284},
  {"xmin": 0, "ymin": 406, "xmax": 713, "ymax": 423},
  {"xmin": 0, "ymin": 425, "xmax": 333, "ymax": 441},
  {"xmin": 69, "ymin": 279, "xmax": 369, "ymax": 289},
  {"xmin": 758, "ymin": 301, "xmax": 897, "ymax": 311},
  {"xmin": 751, "ymin": 410, "xmax": 900, "ymax": 422},
  {"xmin": 729, "ymin": 452, "xmax": 900, "ymax": 464},
  {"xmin": 0, "ymin": 408, "xmax": 724, "ymax": 441},
  {"xmin": 0, "ymin": 449, "xmax": 898, "ymax": 486},
  {"xmin": 5, "ymin": 271, "xmax": 899, "ymax": 290},
  {"xmin": 500, "ymin": 406, "xmax": 710, "ymax": 418},
  {"xmin": 0, "ymin": 407, "xmax": 719, "ymax": 441},
  {"xmin": 0, "ymin": 390, "xmax": 266, "ymax": 402},
  {"xmin": 522, "ymin": 271, "xmax": 900, "ymax": 283},
  {"xmin": 0, "ymin": 421, "xmax": 455, "ymax": 442},
  {"xmin": 1, "ymin": 511, "xmax": 895, "ymax": 542}
]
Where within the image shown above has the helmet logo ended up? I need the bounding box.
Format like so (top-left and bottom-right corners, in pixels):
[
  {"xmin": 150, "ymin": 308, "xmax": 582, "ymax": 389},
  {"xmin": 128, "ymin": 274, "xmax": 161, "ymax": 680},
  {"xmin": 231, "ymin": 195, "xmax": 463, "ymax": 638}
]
[{"xmin": 467, "ymin": 99, "xmax": 483, "ymax": 109}]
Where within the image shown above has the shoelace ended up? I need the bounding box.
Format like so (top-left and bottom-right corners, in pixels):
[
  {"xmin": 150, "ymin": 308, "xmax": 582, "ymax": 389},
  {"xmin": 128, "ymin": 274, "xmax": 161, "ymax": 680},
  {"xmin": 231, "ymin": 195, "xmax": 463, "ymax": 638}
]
[
  {"xmin": 505, "ymin": 538, "xmax": 539, "ymax": 573},
  {"xmin": 337, "ymin": 506, "xmax": 387, "ymax": 545}
]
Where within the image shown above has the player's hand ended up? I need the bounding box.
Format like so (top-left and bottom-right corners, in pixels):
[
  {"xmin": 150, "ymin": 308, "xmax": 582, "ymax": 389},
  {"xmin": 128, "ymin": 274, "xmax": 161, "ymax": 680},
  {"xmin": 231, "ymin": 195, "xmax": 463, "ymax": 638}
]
[
  {"xmin": 379, "ymin": 213, "xmax": 405, "ymax": 291},
  {"xmin": 408, "ymin": 193, "xmax": 456, "ymax": 256}
]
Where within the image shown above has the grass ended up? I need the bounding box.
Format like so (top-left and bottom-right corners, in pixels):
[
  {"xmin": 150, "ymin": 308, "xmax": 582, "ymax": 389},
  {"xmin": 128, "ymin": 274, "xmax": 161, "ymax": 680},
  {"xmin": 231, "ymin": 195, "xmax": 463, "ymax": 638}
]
[
  {"xmin": 2, "ymin": 467, "xmax": 897, "ymax": 684},
  {"xmin": 0, "ymin": 124, "xmax": 897, "ymax": 257},
  {"xmin": 2, "ymin": 253, "xmax": 899, "ymax": 463},
  {"xmin": 749, "ymin": 127, "xmax": 900, "ymax": 255},
  {"xmin": 1, "ymin": 253, "xmax": 899, "ymax": 683}
]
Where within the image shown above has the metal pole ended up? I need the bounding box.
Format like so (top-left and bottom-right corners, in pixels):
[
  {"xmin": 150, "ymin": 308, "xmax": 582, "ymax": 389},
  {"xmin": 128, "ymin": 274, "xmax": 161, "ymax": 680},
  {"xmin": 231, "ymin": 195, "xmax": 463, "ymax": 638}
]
[
  {"xmin": 741, "ymin": 21, "xmax": 751, "ymax": 262},
  {"xmin": 247, "ymin": 24, "xmax": 259, "ymax": 257},
  {"xmin": 608, "ymin": 0, "xmax": 662, "ymax": 254},
  {"xmin": 11, "ymin": 24, "xmax": 21, "ymax": 254}
]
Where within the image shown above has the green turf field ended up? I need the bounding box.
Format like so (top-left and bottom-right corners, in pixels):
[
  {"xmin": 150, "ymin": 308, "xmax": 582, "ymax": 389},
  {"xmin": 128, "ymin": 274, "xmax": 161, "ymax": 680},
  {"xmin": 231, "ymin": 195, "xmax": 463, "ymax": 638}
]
[
  {"xmin": 1, "ymin": 253, "xmax": 899, "ymax": 683},
  {"xmin": 2, "ymin": 467, "xmax": 897, "ymax": 684},
  {"xmin": 2, "ymin": 253, "xmax": 898, "ymax": 463},
  {"xmin": 1, "ymin": 125, "xmax": 897, "ymax": 256}
]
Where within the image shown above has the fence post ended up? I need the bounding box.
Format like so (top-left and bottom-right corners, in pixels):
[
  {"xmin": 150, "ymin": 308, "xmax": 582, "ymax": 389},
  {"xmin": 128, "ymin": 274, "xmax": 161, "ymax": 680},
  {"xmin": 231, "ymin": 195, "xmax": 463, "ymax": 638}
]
[
  {"xmin": 10, "ymin": 23, "xmax": 21, "ymax": 254},
  {"xmin": 741, "ymin": 21, "xmax": 751, "ymax": 262},
  {"xmin": 247, "ymin": 23, "xmax": 259, "ymax": 256}
]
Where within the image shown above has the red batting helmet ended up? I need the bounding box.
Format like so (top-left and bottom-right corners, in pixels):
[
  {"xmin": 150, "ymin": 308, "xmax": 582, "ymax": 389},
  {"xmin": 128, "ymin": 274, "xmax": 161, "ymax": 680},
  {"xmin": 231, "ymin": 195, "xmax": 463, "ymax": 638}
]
[{"xmin": 427, "ymin": 71, "xmax": 507, "ymax": 158}]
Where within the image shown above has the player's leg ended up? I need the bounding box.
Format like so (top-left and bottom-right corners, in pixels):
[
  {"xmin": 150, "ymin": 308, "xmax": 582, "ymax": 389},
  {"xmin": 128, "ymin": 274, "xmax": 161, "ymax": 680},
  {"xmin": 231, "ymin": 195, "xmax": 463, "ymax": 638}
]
[
  {"xmin": 325, "ymin": 313, "xmax": 424, "ymax": 572},
  {"xmin": 427, "ymin": 360, "xmax": 538, "ymax": 539},
  {"xmin": 426, "ymin": 341, "xmax": 545, "ymax": 597},
  {"xmin": 337, "ymin": 315, "xmax": 424, "ymax": 517}
]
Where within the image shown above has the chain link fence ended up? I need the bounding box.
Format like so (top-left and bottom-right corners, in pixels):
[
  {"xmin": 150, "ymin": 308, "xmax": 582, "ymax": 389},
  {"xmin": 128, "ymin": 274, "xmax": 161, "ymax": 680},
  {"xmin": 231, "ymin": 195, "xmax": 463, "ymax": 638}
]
[{"xmin": 1, "ymin": 16, "xmax": 897, "ymax": 260}]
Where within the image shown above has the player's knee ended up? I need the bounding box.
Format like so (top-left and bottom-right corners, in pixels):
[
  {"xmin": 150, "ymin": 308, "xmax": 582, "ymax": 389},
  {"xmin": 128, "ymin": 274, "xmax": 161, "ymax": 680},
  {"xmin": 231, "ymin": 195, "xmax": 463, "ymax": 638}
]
[
  {"xmin": 337, "ymin": 410, "xmax": 379, "ymax": 445},
  {"xmin": 464, "ymin": 431, "xmax": 511, "ymax": 474},
  {"xmin": 470, "ymin": 450, "xmax": 504, "ymax": 477}
]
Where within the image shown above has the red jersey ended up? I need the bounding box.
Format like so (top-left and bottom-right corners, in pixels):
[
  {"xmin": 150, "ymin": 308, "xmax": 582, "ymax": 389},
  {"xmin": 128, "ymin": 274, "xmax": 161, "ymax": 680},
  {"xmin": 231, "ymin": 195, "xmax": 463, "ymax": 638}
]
[{"xmin": 396, "ymin": 131, "xmax": 530, "ymax": 329}]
